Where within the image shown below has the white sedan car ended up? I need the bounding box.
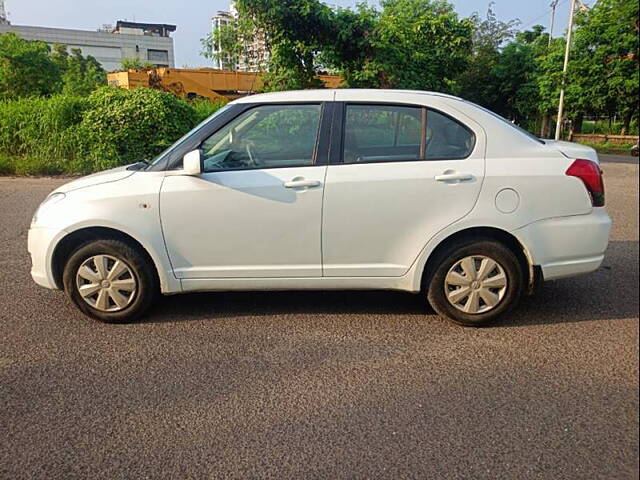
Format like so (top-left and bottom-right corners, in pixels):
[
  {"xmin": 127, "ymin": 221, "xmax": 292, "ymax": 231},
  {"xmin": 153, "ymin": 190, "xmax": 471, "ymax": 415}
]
[{"xmin": 28, "ymin": 89, "xmax": 611, "ymax": 326}]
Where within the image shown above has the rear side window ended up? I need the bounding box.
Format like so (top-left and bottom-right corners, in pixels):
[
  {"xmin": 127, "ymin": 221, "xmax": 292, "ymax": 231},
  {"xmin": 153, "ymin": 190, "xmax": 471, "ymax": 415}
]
[
  {"xmin": 426, "ymin": 110, "xmax": 475, "ymax": 160},
  {"xmin": 343, "ymin": 105, "xmax": 421, "ymax": 163},
  {"xmin": 341, "ymin": 104, "xmax": 475, "ymax": 163}
]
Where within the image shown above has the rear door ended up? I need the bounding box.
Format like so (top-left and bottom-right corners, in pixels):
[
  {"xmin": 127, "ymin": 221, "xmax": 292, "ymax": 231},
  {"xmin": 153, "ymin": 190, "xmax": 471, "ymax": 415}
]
[{"xmin": 322, "ymin": 96, "xmax": 486, "ymax": 277}]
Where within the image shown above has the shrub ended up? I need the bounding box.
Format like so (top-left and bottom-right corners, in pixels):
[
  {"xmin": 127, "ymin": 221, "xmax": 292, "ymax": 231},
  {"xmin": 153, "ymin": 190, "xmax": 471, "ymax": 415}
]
[
  {"xmin": 190, "ymin": 97, "xmax": 228, "ymax": 123},
  {"xmin": 0, "ymin": 95, "xmax": 87, "ymax": 164},
  {"xmin": 0, "ymin": 86, "xmax": 226, "ymax": 175},
  {"xmin": 73, "ymin": 86, "xmax": 199, "ymax": 170}
]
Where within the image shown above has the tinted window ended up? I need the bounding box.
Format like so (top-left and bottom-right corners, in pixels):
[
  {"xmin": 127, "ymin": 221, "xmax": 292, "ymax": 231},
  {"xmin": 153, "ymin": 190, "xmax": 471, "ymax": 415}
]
[
  {"xmin": 426, "ymin": 110, "xmax": 475, "ymax": 159},
  {"xmin": 201, "ymin": 104, "xmax": 321, "ymax": 172},
  {"xmin": 343, "ymin": 105, "xmax": 421, "ymax": 163}
]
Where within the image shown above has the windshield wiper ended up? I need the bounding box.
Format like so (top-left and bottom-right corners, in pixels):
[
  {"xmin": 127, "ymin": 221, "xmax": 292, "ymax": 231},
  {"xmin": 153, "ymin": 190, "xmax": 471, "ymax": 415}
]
[{"xmin": 126, "ymin": 160, "xmax": 149, "ymax": 171}]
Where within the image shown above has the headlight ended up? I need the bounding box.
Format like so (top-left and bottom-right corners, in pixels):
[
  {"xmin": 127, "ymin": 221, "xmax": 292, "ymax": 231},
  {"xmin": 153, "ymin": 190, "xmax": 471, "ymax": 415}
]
[{"xmin": 31, "ymin": 192, "xmax": 66, "ymax": 226}]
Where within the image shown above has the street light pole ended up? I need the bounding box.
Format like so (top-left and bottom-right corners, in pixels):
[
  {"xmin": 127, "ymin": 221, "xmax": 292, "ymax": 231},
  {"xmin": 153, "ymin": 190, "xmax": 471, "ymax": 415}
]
[{"xmin": 555, "ymin": 0, "xmax": 576, "ymax": 140}]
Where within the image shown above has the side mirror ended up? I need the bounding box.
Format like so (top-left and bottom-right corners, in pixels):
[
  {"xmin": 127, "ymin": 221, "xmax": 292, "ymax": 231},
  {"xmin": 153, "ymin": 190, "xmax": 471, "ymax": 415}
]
[{"xmin": 182, "ymin": 149, "xmax": 202, "ymax": 176}]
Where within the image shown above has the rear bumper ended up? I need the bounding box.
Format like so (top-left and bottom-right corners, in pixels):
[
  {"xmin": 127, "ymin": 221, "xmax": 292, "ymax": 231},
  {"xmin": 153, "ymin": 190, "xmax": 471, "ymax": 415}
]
[
  {"xmin": 539, "ymin": 255, "xmax": 605, "ymax": 280},
  {"xmin": 514, "ymin": 208, "xmax": 611, "ymax": 281},
  {"xmin": 28, "ymin": 227, "xmax": 63, "ymax": 289}
]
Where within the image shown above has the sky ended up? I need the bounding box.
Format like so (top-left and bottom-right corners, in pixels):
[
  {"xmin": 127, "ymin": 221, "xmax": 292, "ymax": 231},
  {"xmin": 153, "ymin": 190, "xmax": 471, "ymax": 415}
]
[{"xmin": 4, "ymin": 0, "xmax": 590, "ymax": 67}]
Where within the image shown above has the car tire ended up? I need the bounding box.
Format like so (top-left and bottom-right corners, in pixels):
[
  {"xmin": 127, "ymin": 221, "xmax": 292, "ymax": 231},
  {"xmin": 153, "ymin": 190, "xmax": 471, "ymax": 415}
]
[
  {"xmin": 426, "ymin": 239, "xmax": 524, "ymax": 327},
  {"xmin": 63, "ymin": 239, "xmax": 158, "ymax": 323}
]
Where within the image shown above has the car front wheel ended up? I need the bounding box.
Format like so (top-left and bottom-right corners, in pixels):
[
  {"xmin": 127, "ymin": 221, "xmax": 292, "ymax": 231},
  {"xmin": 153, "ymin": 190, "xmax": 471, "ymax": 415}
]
[
  {"xmin": 63, "ymin": 239, "xmax": 158, "ymax": 323},
  {"xmin": 427, "ymin": 239, "xmax": 524, "ymax": 327}
]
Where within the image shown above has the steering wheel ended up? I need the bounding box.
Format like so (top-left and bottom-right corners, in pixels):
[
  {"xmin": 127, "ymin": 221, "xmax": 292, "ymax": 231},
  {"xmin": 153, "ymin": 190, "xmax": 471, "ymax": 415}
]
[{"xmin": 243, "ymin": 140, "xmax": 261, "ymax": 167}]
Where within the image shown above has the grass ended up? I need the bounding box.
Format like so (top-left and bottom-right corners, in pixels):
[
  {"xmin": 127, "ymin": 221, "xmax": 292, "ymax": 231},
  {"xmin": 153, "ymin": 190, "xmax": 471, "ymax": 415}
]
[
  {"xmin": 581, "ymin": 120, "xmax": 639, "ymax": 136},
  {"xmin": 573, "ymin": 141, "xmax": 636, "ymax": 155},
  {"xmin": 0, "ymin": 154, "xmax": 68, "ymax": 176}
]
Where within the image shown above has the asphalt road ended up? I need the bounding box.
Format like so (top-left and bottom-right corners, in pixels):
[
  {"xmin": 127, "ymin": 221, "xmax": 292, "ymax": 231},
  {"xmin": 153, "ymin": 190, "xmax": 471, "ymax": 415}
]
[{"xmin": 1, "ymin": 155, "xmax": 638, "ymax": 479}]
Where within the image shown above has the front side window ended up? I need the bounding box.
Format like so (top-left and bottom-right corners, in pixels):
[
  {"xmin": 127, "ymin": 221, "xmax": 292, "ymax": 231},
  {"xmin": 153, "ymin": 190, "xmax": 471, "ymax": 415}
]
[
  {"xmin": 201, "ymin": 104, "xmax": 321, "ymax": 172},
  {"xmin": 425, "ymin": 110, "xmax": 475, "ymax": 160},
  {"xmin": 342, "ymin": 105, "xmax": 421, "ymax": 163}
]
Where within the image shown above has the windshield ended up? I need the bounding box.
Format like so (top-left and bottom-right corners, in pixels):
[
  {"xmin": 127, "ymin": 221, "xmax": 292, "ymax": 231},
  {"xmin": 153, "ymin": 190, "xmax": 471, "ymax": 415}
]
[{"xmin": 147, "ymin": 104, "xmax": 232, "ymax": 168}]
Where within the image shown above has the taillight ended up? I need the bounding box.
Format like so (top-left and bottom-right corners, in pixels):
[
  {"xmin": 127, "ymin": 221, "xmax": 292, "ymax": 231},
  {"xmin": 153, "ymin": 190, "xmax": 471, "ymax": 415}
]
[{"xmin": 566, "ymin": 159, "xmax": 605, "ymax": 207}]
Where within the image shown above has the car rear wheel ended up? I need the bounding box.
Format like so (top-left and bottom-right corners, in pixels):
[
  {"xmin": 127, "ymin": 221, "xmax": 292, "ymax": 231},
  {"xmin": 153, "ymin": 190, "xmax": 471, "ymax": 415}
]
[
  {"xmin": 63, "ymin": 239, "xmax": 158, "ymax": 323},
  {"xmin": 427, "ymin": 239, "xmax": 524, "ymax": 327}
]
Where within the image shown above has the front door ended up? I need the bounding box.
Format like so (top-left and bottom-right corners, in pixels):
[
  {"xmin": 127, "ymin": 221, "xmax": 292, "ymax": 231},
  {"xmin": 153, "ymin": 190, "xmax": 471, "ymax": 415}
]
[
  {"xmin": 322, "ymin": 99, "xmax": 486, "ymax": 277},
  {"xmin": 160, "ymin": 103, "xmax": 328, "ymax": 278}
]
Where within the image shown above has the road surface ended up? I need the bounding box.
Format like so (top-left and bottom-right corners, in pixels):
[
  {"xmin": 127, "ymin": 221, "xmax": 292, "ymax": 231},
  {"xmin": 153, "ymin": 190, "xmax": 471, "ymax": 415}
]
[{"xmin": 1, "ymin": 155, "xmax": 637, "ymax": 479}]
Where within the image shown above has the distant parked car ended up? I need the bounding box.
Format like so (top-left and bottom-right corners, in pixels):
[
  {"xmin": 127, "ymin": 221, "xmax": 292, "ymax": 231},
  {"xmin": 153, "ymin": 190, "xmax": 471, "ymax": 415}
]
[
  {"xmin": 28, "ymin": 89, "xmax": 611, "ymax": 326},
  {"xmin": 631, "ymin": 143, "xmax": 639, "ymax": 157}
]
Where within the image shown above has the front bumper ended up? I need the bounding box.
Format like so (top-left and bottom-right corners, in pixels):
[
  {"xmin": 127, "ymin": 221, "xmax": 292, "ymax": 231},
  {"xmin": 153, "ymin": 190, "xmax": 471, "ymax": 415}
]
[
  {"xmin": 514, "ymin": 208, "xmax": 612, "ymax": 281},
  {"xmin": 27, "ymin": 227, "xmax": 63, "ymax": 289}
]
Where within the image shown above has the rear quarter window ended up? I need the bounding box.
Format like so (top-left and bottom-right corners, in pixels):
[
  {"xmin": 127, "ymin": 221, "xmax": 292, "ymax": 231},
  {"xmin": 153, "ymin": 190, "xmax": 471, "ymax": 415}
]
[{"xmin": 426, "ymin": 109, "xmax": 475, "ymax": 160}]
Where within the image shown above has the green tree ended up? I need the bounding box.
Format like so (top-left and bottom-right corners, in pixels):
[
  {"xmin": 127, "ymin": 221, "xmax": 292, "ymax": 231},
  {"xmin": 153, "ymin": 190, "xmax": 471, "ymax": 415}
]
[
  {"xmin": 531, "ymin": 35, "xmax": 566, "ymax": 136},
  {"xmin": 201, "ymin": 22, "xmax": 241, "ymax": 69},
  {"xmin": 454, "ymin": 9, "xmax": 552, "ymax": 132},
  {"xmin": 210, "ymin": 0, "xmax": 473, "ymax": 92},
  {"xmin": 456, "ymin": 4, "xmax": 520, "ymax": 111},
  {"xmin": 492, "ymin": 26, "xmax": 547, "ymax": 127},
  {"xmin": 317, "ymin": 3, "xmax": 378, "ymax": 84},
  {"xmin": 51, "ymin": 45, "xmax": 106, "ymax": 96},
  {"xmin": 201, "ymin": 15, "xmax": 259, "ymax": 70},
  {"xmin": 569, "ymin": 0, "xmax": 639, "ymax": 134},
  {"xmin": 0, "ymin": 32, "xmax": 61, "ymax": 99},
  {"xmin": 336, "ymin": 0, "xmax": 473, "ymax": 91},
  {"xmin": 233, "ymin": 0, "xmax": 332, "ymax": 90},
  {"xmin": 50, "ymin": 43, "xmax": 70, "ymax": 75},
  {"xmin": 120, "ymin": 57, "xmax": 154, "ymax": 70}
]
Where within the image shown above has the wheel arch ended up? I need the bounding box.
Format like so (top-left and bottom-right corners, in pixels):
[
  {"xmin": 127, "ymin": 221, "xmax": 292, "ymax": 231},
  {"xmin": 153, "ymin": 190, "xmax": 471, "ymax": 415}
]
[
  {"xmin": 51, "ymin": 226, "xmax": 165, "ymax": 291},
  {"xmin": 419, "ymin": 226, "xmax": 535, "ymax": 293}
]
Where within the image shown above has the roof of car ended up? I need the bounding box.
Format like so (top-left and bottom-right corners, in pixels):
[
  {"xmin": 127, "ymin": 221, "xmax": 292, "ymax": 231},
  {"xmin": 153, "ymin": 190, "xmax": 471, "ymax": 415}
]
[{"xmin": 232, "ymin": 89, "xmax": 465, "ymax": 104}]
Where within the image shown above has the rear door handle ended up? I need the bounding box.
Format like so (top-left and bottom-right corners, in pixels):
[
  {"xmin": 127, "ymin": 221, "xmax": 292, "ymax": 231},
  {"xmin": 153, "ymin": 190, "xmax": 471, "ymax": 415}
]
[
  {"xmin": 435, "ymin": 172, "xmax": 474, "ymax": 183},
  {"xmin": 283, "ymin": 178, "xmax": 321, "ymax": 189}
]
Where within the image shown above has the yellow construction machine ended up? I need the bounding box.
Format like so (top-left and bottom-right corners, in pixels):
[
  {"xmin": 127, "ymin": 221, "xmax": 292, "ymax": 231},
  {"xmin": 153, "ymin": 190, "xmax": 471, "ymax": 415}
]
[{"xmin": 107, "ymin": 67, "xmax": 342, "ymax": 101}]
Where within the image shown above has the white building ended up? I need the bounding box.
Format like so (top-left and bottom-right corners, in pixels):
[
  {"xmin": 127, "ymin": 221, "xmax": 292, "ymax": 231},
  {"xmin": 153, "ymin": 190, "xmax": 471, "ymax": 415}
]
[
  {"xmin": 211, "ymin": 3, "xmax": 269, "ymax": 72},
  {"xmin": 0, "ymin": 21, "xmax": 176, "ymax": 72},
  {"xmin": 237, "ymin": 28, "xmax": 269, "ymax": 73}
]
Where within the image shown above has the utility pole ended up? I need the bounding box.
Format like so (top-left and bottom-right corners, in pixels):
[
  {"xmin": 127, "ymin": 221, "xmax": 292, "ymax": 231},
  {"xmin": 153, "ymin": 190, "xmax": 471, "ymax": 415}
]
[
  {"xmin": 0, "ymin": 0, "xmax": 9, "ymax": 25},
  {"xmin": 548, "ymin": 0, "xmax": 559, "ymax": 47},
  {"xmin": 555, "ymin": 0, "xmax": 576, "ymax": 140}
]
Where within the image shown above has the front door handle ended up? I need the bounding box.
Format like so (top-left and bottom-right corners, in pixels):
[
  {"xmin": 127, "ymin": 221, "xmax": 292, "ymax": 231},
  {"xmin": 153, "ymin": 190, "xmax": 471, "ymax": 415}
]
[
  {"xmin": 435, "ymin": 172, "xmax": 474, "ymax": 183},
  {"xmin": 283, "ymin": 178, "xmax": 321, "ymax": 189}
]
